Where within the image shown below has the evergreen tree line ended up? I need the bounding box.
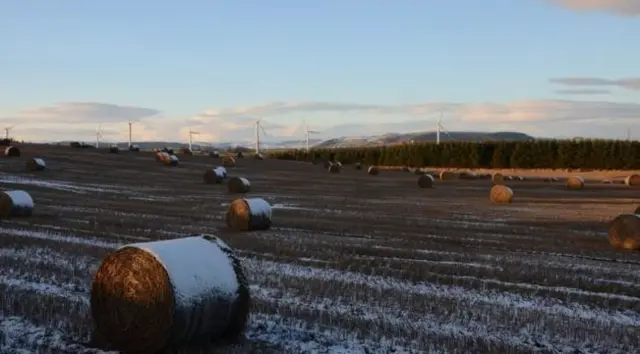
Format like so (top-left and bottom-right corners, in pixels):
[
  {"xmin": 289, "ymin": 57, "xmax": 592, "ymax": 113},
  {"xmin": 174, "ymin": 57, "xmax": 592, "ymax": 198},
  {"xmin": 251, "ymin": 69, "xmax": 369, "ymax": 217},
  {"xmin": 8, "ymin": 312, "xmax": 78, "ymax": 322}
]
[{"xmin": 268, "ymin": 140, "xmax": 640, "ymax": 169}]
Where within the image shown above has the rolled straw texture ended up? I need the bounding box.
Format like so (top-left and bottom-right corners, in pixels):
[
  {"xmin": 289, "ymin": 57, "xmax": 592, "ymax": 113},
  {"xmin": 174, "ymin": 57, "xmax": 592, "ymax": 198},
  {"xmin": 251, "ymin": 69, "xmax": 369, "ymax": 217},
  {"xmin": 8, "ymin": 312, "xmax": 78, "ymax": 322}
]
[
  {"xmin": 566, "ymin": 176, "xmax": 584, "ymax": 190},
  {"xmin": 0, "ymin": 190, "xmax": 34, "ymax": 218},
  {"xmin": 625, "ymin": 174, "xmax": 640, "ymax": 187},
  {"xmin": 90, "ymin": 235, "xmax": 250, "ymax": 354},
  {"xmin": 608, "ymin": 214, "xmax": 640, "ymax": 251},
  {"xmin": 367, "ymin": 166, "xmax": 379, "ymax": 176},
  {"xmin": 26, "ymin": 157, "xmax": 46, "ymax": 171},
  {"xmin": 226, "ymin": 198, "xmax": 272, "ymax": 231},
  {"xmin": 228, "ymin": 177, "xmax": 250, "ymax": 194},
  {"xmin": 417, "ymin": 174, "xmax": 434, "ymax": 188},
  {"xmin": 490, "ymin": 185, "xmax": 513, "ymax": 204},
  {"xmin": 203, "ymin": 168, "xmax": 225, "ymax": 184}
]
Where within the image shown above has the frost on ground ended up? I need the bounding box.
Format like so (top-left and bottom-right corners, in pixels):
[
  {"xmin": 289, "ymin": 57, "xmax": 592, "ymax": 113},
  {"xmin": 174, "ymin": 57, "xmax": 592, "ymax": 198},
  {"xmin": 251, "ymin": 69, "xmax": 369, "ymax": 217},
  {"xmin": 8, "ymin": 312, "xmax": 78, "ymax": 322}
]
[{"xmin": 1, "ymin": 152, "xmax": 639, "ymax": 353}]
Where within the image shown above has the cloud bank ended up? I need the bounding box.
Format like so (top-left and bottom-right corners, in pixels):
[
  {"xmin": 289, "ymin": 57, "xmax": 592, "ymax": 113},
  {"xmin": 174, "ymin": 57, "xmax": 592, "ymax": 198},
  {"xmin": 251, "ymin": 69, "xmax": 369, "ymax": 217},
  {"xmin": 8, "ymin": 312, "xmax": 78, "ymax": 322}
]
[
  {"xmin": 551, "ymin": 77, "xmax": 640, "ymax": 91},
  {"xmin": 3, "ymin": 99, "xmax": 639, "ymax": 143},
  {"xmin": 548, "ymin": 0, "xmax": 640, "ymax": 16}
]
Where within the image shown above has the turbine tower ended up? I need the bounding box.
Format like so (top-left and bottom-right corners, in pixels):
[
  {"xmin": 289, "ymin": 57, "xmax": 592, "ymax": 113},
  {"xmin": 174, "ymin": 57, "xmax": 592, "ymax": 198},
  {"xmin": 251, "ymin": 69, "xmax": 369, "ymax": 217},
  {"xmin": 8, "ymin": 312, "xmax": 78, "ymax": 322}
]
[
  {"xmin": 95, "ymin": 125, "xmax": 105, "ymax": 148},
  {"xmin": 304, "ymin": 120, "xmax": 320, "ymax": 152},
  {"xmin": 4, "ymin": 126, "xmax": 13, "ymax": 140},
  {"xmin": 255, "ymin": 119, "xmax": 261, "ymax": 154},
  {"xmin": 128, "ymin": 120, "xmax": 135, "ymax": 148},
  {"xmin": 436, "ymin": 112, "xmax": 442, "ymax": 145},
  {"xmin": 188, "ymin": 129, "xmax": 201, "ymax": 151}
]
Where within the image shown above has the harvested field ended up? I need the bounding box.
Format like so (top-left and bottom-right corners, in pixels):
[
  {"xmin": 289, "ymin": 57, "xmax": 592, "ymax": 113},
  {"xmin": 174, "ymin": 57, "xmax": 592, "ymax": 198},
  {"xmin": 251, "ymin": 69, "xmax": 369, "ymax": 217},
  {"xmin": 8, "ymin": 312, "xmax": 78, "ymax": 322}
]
[{"xmin": 1, "ymin": 145, "xmax": 640, "ymax": 353}]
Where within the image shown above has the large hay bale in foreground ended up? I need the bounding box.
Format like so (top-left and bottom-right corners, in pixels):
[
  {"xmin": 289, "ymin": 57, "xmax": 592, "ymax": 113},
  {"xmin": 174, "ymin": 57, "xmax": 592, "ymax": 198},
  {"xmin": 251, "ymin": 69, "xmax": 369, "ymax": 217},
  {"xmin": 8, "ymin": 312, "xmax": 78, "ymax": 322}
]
[
  {"xmin": 417, "ymin": 174, "xmax": 434, "ymax": 188},
  {"xmin": 354, "ymin": 162, "xmax": 362, "ymax": 170},
  {"xmin": 228, "ymin": 177, "xmax": 250, "ymax": 194},
  {"xmin": 490, "ymin": 185, "xmax": 513, "ymax": 204},
  {"xmin": 566, "ymin": 176, "xmax": 584, "ymax": 190},
  {"xmin": 491, "ymin": 173, "xmax": 504, "ymax": 185},
  {"xmin": 439, "ymin": 171, "xmax": 455, "ymax": 181},
  {"xmin": 608, "ymin": 214, "xmax": 640, "ymax": 251},
  {"xmin": 226, "ymin": 198, "xmax": 272, "ymax": 231},
  {"xmin": 367, "ymin": 166, "xmax": 379, "ymax": 175},
  {"xmin": 90, "ymin": 235, "xmax": 250, "ymax": 353},
  {"xmin": 221, "ymin": 156, "xmax": 236, "ymax": 168},
  {"xmin": 0, "ymin": 190, "xmax": 34, "ymax": 218},
  {"xmin": 203, "ymin": 168, "xmax": 225, "ymax": 184},
  {"xmin": 26, "ymin": 157, "xmax": 46, "ymax": 171},
  {"xmin": 625, "ymin": 174, "xmax": 640, "ymax": 187},
  {"xmin": 635, "ymin": 206, "xmax": 640, "ymax": 214},
  {"xmin": 4, "ymin": 146, "xmax": 20, "ymax": 157},
  {"xmin": 213, "ymin": 166, "xmax": 228, "ymax": 178},
  {"xmin": 328, "ymin": 164, "xmax": 341, "ymax": 173}
]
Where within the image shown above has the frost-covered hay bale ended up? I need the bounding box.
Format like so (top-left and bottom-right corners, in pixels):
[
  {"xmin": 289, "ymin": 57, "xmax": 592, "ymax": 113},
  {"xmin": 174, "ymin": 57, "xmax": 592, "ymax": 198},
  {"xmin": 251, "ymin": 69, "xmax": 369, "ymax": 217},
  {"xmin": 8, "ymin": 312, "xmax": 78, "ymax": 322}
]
[
  {"xmin": 25, "ymin": 157, "xmax": 46, "ymax": 171},
  {"xmin": 323, "ymin": 160, "xmax": 333, "ymax": 169},
  {"xmin": 608, "ymin": 214, "xmax": 640, "ymax": 251},
  {"xmin": 328, "ymin": 164, "xmax": 341, "ymax": 173},
  {"xmin": 625, "ymin": 174, "xmax": 640, "ymax": 187},
  {"xmin": 4, "ymin": 146, "xmax": 20, "ymax": 157},
  {"xmin": 490, "ymin": 185, "xmax": 513, "ymax": 204},
  {"xmin": 226, "ymin": 198, "xmax": 272, "ymax": 231},
  {"xmin": 221, "ymin": 156, "xmax": 236, "ymax": 167},
  {"xmin": 90, "ymin": 235, "xmax": 250, "ymax": 353},
  {"xmin": 439, "ymin": 171, "xmax": 455, "ymax": 181},
  {"xmin": 354, "ymin": 162, "xmax": 362, "ymax": 170},
  {"xmin": 491, "ymin": 173, "xmax": 504, "ymax": 185},
  {"xmin": 0, "ymin": 190, "xmax": 34, "ymax": 218},
  {"xmin": 213, "ymin": 166, "xmax": 228, "ymax": 178},
  {"xmin": 418, "ymin": 174, "xmax": 434, "ymax": 188},
  {"xmin": 203, "ymin": 168, "xmax": 225, "ymax": 184},
  {"xmin": 164, "ymin": 154, "xmax": 179, "ymax": 166},
  {"xmin": 228, "ymin": 177, "xmax": 250, "ymax": 194},
  {"xmin": 367, "ymin": 166, "xmax": 379, "ymax": 175},
  {"xmin": 566, "ymin": 176, "xmax": 584, "ymax": 190},
  {"xmin": 634, "ymin": 205, "xmax": 640, "ymax": 214}
]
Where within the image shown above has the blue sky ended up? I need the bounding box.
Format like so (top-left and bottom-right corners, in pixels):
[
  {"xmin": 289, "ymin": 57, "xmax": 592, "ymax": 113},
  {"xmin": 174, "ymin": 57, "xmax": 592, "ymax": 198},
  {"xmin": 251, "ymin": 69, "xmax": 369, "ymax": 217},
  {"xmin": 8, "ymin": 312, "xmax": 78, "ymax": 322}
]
[{"xmin": 1, "ymin": 0, "xmax": 639, "ymax": 143}]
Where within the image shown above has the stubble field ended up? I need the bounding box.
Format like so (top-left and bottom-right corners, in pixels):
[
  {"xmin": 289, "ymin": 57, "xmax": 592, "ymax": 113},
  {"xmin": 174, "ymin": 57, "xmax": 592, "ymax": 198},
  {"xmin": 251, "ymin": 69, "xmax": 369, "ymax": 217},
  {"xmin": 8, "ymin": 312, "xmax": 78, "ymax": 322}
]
[{"xmin": 1, "ymin": 145, "xmax": 639, "ymax": 354}]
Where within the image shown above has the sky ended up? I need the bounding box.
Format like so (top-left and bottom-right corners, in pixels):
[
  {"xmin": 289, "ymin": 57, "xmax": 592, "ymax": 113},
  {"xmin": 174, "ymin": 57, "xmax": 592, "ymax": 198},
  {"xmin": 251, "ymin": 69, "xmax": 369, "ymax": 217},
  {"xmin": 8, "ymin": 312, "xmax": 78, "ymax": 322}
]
[{"xmin": 1, "ymin": 0, "xmax": 639, "ymax": 144}]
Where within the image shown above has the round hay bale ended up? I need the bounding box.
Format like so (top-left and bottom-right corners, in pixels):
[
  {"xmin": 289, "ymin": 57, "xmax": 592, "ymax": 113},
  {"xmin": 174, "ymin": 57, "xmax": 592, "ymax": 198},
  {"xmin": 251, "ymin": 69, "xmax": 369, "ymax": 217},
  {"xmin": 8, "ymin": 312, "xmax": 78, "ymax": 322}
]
[
  {"xmin": 108, "ymin": 145, "xmax": 119, "ymax": 154},
  {"xmin": 236, "ymin": 151, "xmax": 244, "ymax": 158},
  {"xmin": 490, "ymin": 185, "xmax": 513, "ymax": 204},
  {"xmin": 354, "ymin": 162, "xmax": 362, "ymax": 170},
  {"xmin": 367, "ymin": 166, "xmax": 379, "ymax": 176},
  {"xmin": 413, "ymin": 168, "xmax": 424, "ymax": 175},
  {"xmin": 228, "ymin": 177, "xmax": 250, "ymax": 194},
  {"xmin": 164, "ymin": 154, "xmax": 179, "ymax": 166},
  {"xmin": 156, "ymin": 151, "xmax": 170, "ymax": 163},
  {"xmin": 491, "ymin": 173, "xmax": 504, "ymax": 185},
  {"xmin": 608, "ymin": 214, "xmax": 640, "ymax": 251},
  {"xmin": 90, "ymin": 235, "xmax": 250, "ymax": 353},
  {"xmin": 516, "ymin": 176, "xmax": 525, "ymax": 181},
  {"xmin": 26, "ymin": 157, "xmax": 46, "ymax": 172},
  {"xmin": 602, "ymin": 179, "xmax": 613, "ymax": 184},
  {"xmin": 213, "ymin": 166, "xmax": 228, "ymax": 178},
  {"xmin": 323, "ymin": 160, "xmax": 333, "ymax": 169},
  {"xmin": 439, "ymin": 170, "xmax": 456, "ymax": 181},
  {"xmin": 459, "ymin": 172, "xmax": 477, "ymax": 180},
  {"xmin": 328, "ymin": 164, "xmax": 341, "ymax": 173},
  {"xmin": 335, "ymin": 161, "xmax": 343, "ymax": 167},
  {"xmin": 566, "ymin": 176, "xmax": 584, "ymax": 190},
  {"xmin": 162, "ymin": 147, "xmax": 174, "ymax": 155},
  {"xmin": 209, "ymin": 151, "xmax": 220, "ymax": 158},
  {"xmin": 221, "ymin": 156, "xmax": 236, "ymax": 168},
  {"xmin": 625, "ymin": 174, "xmax": 640, "ymax": 187},
  {"xmin": 401, "ymin": 166, "xmax": 410, "ymax": 172},
  {"xmin": 203, "ymin": 168, "xmax": 225, "ymax": 184},
  {"xmin": 634, "ymin": 206, "xmax": 640, "ymax": 214},
  {"xmin": 417, "ymin": 174, "xmax": 434, "ymax": 188},
  {"xmin": 129, "ymin": 145, "xmax": 140, "ymax": 152},
  {"xmin": 180, "ymin": 147, "xmax": 193, "ymax": 155},
  {"xmin": 0, "ymin": 190, "xmax": 34, "ymax": 218},
  {"xmin": 254, "ymin": 153, "xmax": 264, "ymax": 160},
  {"xmin": 226, "ymin": 198, "xmax": 272, "ymax": 231},
  {"xmin": 4, "ymin": 146, "xmax": 20, "ymax": 157}
]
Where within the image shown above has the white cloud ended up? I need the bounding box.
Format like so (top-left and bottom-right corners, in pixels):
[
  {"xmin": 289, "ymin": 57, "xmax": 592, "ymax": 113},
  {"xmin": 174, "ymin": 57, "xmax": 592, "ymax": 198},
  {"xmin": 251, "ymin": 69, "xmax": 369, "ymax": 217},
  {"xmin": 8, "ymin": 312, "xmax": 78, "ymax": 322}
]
[
  {"xmin": 4, "ymin": 99, "xmax": 640, "ymax": 143},
  {"xmin": 548, "ymin": 0, "xmax": 640, "ymax": 16},
  {"xmin": 555, "ymin": 89, "xmax": 612, "ymax": 95},
  {"xmin": 3, "ymin": 102, "xmax": 161, "ymax": 125}
]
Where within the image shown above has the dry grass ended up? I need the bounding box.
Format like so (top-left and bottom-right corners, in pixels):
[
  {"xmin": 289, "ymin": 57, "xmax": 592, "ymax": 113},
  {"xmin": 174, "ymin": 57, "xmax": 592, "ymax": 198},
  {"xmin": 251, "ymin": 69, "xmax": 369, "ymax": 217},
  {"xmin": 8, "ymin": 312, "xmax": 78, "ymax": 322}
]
[{"xmin": 1, "ymin": 145, "xmax": 640, "ymax": 353}]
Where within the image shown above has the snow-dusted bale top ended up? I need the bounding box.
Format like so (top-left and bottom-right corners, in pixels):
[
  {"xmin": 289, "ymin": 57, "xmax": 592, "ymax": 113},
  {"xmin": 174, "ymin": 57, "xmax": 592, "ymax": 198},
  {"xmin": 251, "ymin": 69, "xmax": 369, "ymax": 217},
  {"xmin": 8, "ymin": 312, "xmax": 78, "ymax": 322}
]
[
  {"xmin": 226, "ymin": 197, "xmax": 272, "ymax": 231},
  {"xmin": 25, "ymin": 157, "xmax": 46, "ymax": 171},
  {"xmin": 4, "ymin": 146, "xmax": 20, "ymax": 157},
  {"xmin": 214, "ymin": 166, "xmax": 227, "ymax": 178},
  {"xmin": 91, "ymin": 235, "xmax": 250, "ymax": 353},
  {"xmin": 367, "ymin": 166, "xmax": 379, "ymax": 175},
  {"xmin": 328, "ymin": 163, "xmax": 341, "ymax": 173},
  {"xmin": 490, "ymin": 185, "xmax": 513, "ymax": 204},
  {"xmin": 166, "ymin": 154, "xmax": 179, "ymax": 166},
  {"xmin": 0, "ymin": 190, "xmax": 34, "ymax": 218},
  {"xmin": 227, "ymin": 177, "xmax": 250, "ymax": 194},
  {"xmin": 203, "ymin": 168, "xmax": 225, "ymax": 184},
  {"xmin": 417, "ymin": 174, "xmax": 434, "ymax": 188},
  {"xmin": 609, "ymin": 213, "xmax": 640, "ymax": 251}
]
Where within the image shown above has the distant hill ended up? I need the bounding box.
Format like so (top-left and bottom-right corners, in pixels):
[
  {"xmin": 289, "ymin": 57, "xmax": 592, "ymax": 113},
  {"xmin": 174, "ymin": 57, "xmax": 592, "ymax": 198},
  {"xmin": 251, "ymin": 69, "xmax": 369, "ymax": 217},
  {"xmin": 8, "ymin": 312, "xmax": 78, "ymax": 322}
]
[{"xmin": 313, "ymin": 131, "xmax": 534, "ymax": 148}]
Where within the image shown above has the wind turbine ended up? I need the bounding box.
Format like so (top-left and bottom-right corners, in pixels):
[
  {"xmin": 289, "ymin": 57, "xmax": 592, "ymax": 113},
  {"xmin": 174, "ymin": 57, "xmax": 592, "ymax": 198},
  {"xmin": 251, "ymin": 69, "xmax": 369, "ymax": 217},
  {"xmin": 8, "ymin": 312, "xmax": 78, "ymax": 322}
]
[
  {"xmin": 188, "ymin": 129, "xmax": 201, "ymax": 151},
  {"xmin": 3, "ymin": 126, "xmax": 13, "ymax": 140},
  {"xmin": 128, "ymin": 120, "xmax": 136, "ymax": 148},
  {"xmin": 303, "ymin": 120, "xmax": 320, "ymax": 151},
  {"xmin": 95, "ymin": 125, "xmax": 105, "ymax": 148},
  {"xmin": 254, "ymin": 119, "xmax": 261, "ymax": 153},
  {"xmin": 436, "ymin": 112, "xmax": 454, "ymax": 145}
]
